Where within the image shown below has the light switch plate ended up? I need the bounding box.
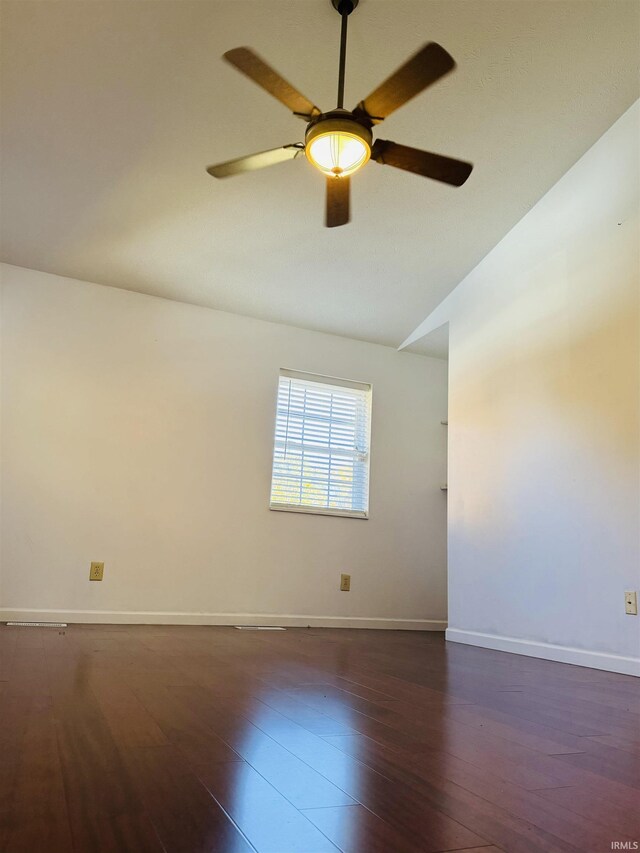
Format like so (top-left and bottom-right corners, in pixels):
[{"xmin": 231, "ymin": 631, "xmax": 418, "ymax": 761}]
[
  {"xmin": 340, "ymin": 573, "xmax": 351, "ymax": 592},
  {"xmin": 625, "ymin": 591, "xmax": 637, "ymax": 615}
]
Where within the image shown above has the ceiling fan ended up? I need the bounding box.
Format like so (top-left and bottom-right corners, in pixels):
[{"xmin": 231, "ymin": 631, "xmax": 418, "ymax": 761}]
[{"xmin": 206, "ymin": 0, "xmax": 473, "ymax": 227}]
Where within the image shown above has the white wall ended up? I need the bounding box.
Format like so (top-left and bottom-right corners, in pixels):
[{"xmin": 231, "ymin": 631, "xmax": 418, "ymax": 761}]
[
  {"xmin": 407, "ymin": 102, "xmax": 640, "ymax": 675},
  {"xmin": 0, "ymin": 284, "xmax": 2, "ymax": 605},
  {"xmin": 0, "ymin": 264, "xmax": 448, "ymax": 627}
]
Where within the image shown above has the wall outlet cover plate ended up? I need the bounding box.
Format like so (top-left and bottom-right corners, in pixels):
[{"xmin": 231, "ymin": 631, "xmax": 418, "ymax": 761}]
[{"xmin": 90, "ymin": 561, "xmax": 104, "ymax": 581}]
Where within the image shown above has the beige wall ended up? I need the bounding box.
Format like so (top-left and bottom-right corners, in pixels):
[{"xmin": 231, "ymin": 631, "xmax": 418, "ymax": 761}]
[
  {"xmin": 408, "ymin": 102, "xmax": 640, "ymax": 674},
  {"xmin": 0, "ymin": 264, "xmax": 448, "ymax": 627}
]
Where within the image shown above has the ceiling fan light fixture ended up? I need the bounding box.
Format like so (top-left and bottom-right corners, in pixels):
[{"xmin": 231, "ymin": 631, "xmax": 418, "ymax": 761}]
[{"xmin": 305, "ymin": 116, "xmax": 372, "ymax": 178}]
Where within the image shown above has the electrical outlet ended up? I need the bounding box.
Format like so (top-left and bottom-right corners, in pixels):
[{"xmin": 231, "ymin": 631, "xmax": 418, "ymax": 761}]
[
  {"xmin": 624, "ymin": 591, "xmax": 637, "ymax": 615},
  {"xmin": 340, "ymin": 573, "xmax": 351, "ymax": 592},
  {"xmin": 89, "ymin": 561, "xmax": 104, "ymax": 581}
]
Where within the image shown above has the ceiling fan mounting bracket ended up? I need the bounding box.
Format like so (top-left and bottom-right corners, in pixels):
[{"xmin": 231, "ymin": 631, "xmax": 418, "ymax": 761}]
[{"xmin": 331, "ymin": 0, "xmax": 358, "ymax": 15}]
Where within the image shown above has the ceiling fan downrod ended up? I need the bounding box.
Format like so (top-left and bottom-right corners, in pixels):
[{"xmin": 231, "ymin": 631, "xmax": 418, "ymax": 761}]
[{"xmin": 332, "ymin": 0, "xmax": 358, "ymax": 109}]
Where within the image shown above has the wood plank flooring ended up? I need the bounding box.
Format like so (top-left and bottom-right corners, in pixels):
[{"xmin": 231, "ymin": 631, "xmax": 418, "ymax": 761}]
[{"xmin": 0, "ymin": 624, "xmax": 638, "ymax": 853}]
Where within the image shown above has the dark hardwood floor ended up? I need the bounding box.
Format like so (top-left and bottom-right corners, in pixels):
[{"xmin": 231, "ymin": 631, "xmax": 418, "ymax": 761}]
[{"xmin": 0, "ymin": 624, "xmax": 638, "ymax": 853}]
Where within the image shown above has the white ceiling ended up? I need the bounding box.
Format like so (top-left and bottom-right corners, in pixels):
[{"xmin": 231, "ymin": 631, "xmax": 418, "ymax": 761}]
[{"xmin": 1, "ymin": 1, "xmax": 638, "ymax": 354}]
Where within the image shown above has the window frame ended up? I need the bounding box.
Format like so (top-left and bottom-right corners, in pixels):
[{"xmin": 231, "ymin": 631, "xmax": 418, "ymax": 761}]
[{"xmin": 268, "ymin": 368, "xmax": 372, "ymax": 520}]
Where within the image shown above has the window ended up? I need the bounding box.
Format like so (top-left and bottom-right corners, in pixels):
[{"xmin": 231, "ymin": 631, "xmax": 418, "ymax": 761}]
[{"xmin": 269, "ymin": 369, "xmax": 372, "ymax": 518}]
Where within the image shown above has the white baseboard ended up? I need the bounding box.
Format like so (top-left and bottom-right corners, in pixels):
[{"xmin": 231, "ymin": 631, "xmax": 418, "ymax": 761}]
[
  {"xmin": 446, "ymin": 628, "xmax": 640, "ymax": 677},
  {"xmin": 0, "ymin": 608, "xmax": 446, "ymax": 631}
]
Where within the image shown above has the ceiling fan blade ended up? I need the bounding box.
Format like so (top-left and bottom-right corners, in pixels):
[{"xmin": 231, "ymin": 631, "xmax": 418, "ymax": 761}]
[
  {"xmin": 206, "ymin": 144, "xmax": 303, "ymax": 179},
  {"xmin": 224, "ymin": 47, "xmax": 321, "ymax": 119},
  {"xmin": 356, "ymin": 43, "xmax": 455, "ymax": 123},
  {"xmin": 325, "ymin": 176, "xmax": 350, "ymax": 228},
  {"xmin": 371, "ymin": 140, "xmax": 473, "ymax": 186}
]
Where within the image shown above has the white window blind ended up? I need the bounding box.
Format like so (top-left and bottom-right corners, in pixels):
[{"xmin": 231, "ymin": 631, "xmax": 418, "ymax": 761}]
[{"xmin": 270, "ymin": 369, "xmax": 372, "ymax": 518}]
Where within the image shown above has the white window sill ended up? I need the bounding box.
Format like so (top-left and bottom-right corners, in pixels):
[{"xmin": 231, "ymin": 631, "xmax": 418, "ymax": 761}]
[{"xmin": 269, "ymin": 503, "xmax": 368, "ymax": 520}]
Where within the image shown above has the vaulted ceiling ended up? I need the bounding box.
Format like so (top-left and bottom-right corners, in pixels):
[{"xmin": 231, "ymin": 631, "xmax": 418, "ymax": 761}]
[{"xmin": 1, "ymin": 0, "xmax": 638, "ymax": 354}]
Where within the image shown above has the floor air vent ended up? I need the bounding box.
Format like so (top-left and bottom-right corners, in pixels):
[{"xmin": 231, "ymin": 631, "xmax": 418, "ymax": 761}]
[
  {"xmin": 234, "ymin": 626, "xmax": 286, "ymax": 630},
  {"xmin": 6, "ymin": 621, "xmax": 68, "ymax": 628}
]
